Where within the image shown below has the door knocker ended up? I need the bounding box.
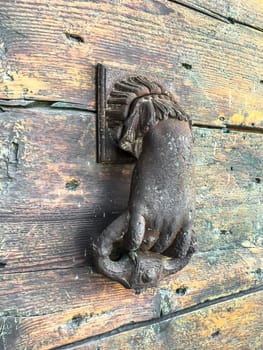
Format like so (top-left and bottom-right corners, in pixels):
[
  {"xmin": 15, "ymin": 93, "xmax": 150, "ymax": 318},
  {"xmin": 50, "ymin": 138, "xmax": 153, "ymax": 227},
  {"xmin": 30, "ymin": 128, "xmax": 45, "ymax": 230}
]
[{"xmin": 94, "ymin": 65, "xmax": 196, "ymax": 289}]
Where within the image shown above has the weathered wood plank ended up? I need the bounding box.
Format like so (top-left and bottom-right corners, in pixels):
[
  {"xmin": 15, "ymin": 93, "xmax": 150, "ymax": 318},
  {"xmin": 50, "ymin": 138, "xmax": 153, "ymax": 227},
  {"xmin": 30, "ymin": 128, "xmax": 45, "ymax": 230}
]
[
  {"xmin": 0, "ymin": 109, "xmax": 261, "ymax": 271},
  {"xmin": 70, "ymin": 290, "xmax": 263, "ymax": 350},
  {"xmin": 0, "ymin": 202, "xmax": 262, "ymax": 274},
  {"xmin": 0, "ymin": 249, "xmax": 262, "ymax": 350},
  {"xmin": 179, "ymin": 0, "xmax": 263, "ymax": 31},
  {"xmin": 0, "ymin": 1, "xmax": 263, "ymax": 127},
  {"xmin": 0, "ymin": 109, "xmax": 262, "ymax": 273},
  {"xmin": 0, "ymin": 2, "xmax": 262, "ymax": 350}
]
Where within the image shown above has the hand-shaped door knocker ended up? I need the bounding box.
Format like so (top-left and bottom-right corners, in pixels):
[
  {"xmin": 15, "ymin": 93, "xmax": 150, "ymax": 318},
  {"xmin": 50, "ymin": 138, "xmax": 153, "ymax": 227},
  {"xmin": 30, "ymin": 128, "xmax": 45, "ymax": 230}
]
[{"xmin": 94, "ymin": 70, "xmax": 196, "ymax": 289}]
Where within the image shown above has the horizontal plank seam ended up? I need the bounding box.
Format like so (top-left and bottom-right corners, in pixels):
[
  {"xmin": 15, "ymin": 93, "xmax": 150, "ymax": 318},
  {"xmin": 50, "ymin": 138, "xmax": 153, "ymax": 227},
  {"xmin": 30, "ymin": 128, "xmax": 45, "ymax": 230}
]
[
  {"xmin": 193, "ymin": 123, "xmax": 263, "ymax": 134},
  {"xmin": 1, "ymin": 102, "xmax": 262, "ymax": 134},
  {"xmin": 0, "ymin": 101, "xmax": 93, "ymax": 113},
  {"xmin": 169, "ymin": 0, "xmax": 263, "ymax": 33},
  {"xmin": 232, "ymin": 19, "xmax": 263, "ymax": 33},
  {"xmin": 50, "ymin": 284, "xmax": 263, "ymax": 349},
  {"xmin": 169, "ymin": 0, "xmax": 230, "ymax": 23}
]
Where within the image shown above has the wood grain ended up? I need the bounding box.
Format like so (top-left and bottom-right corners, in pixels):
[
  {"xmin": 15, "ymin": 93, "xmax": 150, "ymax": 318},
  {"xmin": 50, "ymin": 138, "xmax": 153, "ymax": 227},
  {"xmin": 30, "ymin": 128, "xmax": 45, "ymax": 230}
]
[
  {"xmin": 0, "ymin": 108, "xmax": 262, "ymax": 273},
  {"xmin": 180, "ymin": 0, "xmax": 263, "ymax": 30},
  {"xmin": 0, "ymin": 1, "xmax": 262, "ymax": 349},
  {"xmin": 0, "ymin": 248, "xmax": 262, "ymax": 350},
  {"xmin": 0, "ymin": 0, "xmax": 263, "ymax": 127},
  {"xmin": 71, "ymin": 290, "xmax": 263, "ymax": 350},
  {"xmin": 0, "ymin": 108, "xmax": 262, "ymax": 349}
]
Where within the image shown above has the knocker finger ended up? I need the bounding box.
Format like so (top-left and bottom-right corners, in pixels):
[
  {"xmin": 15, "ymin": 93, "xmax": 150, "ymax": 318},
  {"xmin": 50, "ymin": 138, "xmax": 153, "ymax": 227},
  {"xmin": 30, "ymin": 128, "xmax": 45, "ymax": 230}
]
[{"xmin": 123, "ymin": 212, "xmax": 146, "ymax": 251}]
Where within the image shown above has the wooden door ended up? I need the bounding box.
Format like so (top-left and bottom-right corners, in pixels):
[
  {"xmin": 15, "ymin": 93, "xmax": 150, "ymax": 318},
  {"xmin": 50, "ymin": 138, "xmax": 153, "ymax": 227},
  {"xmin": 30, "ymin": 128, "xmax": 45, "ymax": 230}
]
[{"xmin": 0, "ymin": 1, "xmax": 262, "ymax": 349}]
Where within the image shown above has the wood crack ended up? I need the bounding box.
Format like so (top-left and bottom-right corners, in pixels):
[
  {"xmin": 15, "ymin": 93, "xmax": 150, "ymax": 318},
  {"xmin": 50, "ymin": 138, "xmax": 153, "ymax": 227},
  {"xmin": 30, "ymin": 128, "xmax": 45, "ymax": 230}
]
[
  {"xmin": 0, "ymin": 100, "xmax": 91, "ymax": 112},
  {"xmin": 0, "ymin": 102, "xmax": 262, "ymax": 134},
  {"xmin": 1, "ymin": 95, "xmax": 262, "ymax": 133},
  {"xmin": 169, "ymin": 0, "xmax": 263, "ymax": 33},
  {"xmin": 169, "ymin": 0, "xmax": 231, "ymax": 23}
]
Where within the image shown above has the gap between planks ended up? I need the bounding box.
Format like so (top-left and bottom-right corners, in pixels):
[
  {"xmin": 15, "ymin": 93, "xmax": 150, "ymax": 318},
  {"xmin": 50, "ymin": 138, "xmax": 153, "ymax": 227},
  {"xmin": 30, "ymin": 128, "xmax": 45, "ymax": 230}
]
[
  {"xmin": 0, "ymin": 102, "xmax": 262, "ymax": 134},
  {"xmin": 50, "ymin": 284, "xmax": 263, "ymax": 350}
]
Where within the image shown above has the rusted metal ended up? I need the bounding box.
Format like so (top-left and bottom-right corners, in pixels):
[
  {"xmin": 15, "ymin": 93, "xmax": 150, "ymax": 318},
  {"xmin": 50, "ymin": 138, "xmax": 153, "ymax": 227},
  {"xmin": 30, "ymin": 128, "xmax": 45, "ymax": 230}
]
[{"xmin": 94, "ymin": 65, "xmax": 196, "ymax": 289}]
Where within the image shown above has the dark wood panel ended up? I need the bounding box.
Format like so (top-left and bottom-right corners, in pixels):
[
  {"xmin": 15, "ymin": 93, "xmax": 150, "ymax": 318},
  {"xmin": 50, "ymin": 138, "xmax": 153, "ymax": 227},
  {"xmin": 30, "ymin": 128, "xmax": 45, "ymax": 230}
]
[
  {"xmin": 0, "ymin": 1, "xmax": 263, "ymax": 127},
  {"xmin": 0, "ymin": 109, "xmax": 262, "ymax": 273},
  {"xmin": 73, "ymin": 291, "xmax": 263, "ymax": 350},
  {"xmin": 0, "ymin": 249, "xmax": 262, "ymax": 349}
]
